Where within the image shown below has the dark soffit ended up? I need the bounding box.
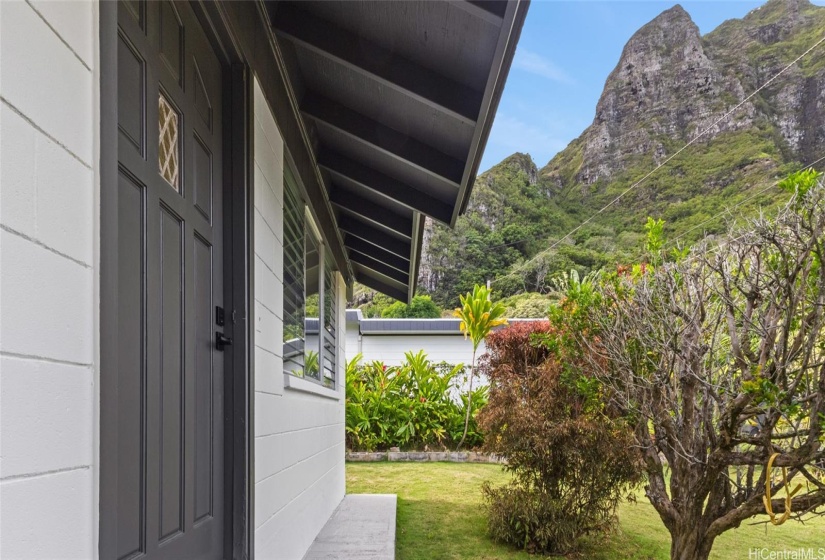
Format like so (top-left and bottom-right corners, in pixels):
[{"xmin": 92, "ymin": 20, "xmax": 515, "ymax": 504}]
[{"xmin": 267, "ymin": 0, "xmax": 529, "ymax": 302}]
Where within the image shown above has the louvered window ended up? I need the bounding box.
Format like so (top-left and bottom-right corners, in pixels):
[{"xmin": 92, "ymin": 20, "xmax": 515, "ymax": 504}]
[
  {"xmin": 322, "ymin": 257, "xmax": 337, "ymax": 386},
  {"xmin": 282, "ymin": 173, "xmax": 305, "ymax": 376},
  {"xmin": 304, "ymin": 227, "xmax": 321, "ymax": 381},
  {"xmin": 282, "ymin": 168, "xmax": 338, "ymax": 389}
]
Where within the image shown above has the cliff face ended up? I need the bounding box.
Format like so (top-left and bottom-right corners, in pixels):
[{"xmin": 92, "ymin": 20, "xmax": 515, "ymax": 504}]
[
  {"xmin": 703, "ymin": 0, "xmax": 825, "ymax": 163},
  {"xmin": 416, "ymin": 0, "xmax": 825, "ymax": 306},
  {"xmin": 465, "ymin": 153, "xmax": 540, "ymax": 229},
  {"xmin": 418, "ymin": 153, "xmax": 560, "ymax": 296},
  {"xmin": 543, "ymin": 0, "xmax": 825, "ymax": 192},
  {"xmin": 563, "ymin": 5, "xmax": 752, "ymax": 188}
]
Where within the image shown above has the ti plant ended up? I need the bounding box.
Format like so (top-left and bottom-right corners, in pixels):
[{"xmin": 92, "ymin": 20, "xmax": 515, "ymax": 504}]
[{"xmin": 453, "ymin": 284, "xmax": 507, "ymax": 450}]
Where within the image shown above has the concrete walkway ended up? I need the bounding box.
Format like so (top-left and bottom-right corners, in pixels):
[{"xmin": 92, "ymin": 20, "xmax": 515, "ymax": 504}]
[{"xmin": 303, "ymin": 494, "xmax": 397, "ymax": 560}]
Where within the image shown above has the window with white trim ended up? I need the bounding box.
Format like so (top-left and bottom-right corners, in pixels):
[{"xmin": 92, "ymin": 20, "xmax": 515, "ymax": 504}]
[{"xmin": 282, "ymin": 167, "xmax": 337, "ymax": 388}]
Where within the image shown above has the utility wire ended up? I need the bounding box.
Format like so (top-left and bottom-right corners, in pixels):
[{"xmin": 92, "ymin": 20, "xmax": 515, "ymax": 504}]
[
  {"xmin": 674, "ymin": 171, "xmax": 824, "ymax": 267},
  {"xmin": 666, "ymin": 154, "xmax": 825, "ymax": 248},
  {"xmin": 488, "ymin": 33, "xmax": 825, "ymax": 287}
]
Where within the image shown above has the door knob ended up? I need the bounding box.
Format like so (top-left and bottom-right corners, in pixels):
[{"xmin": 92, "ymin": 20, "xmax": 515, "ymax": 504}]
[{"xmin": 216, "ymin": 331, "xmax": 233, "ymax": 351}]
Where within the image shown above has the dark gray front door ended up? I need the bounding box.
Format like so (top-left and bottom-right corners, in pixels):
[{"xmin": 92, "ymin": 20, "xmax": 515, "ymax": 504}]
[{"xmin": 110, "ymin": 1, "xmax": 225, "ymax": 558}]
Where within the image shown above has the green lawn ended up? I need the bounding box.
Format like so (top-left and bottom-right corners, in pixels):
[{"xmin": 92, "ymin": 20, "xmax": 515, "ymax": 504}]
[{"xmin": 346, "ymin": 462, "xmax": 825, "ymax": 560}]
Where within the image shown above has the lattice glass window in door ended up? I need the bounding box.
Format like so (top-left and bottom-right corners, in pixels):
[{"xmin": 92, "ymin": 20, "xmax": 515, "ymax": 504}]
[{"xmin": 158, "ymin": 93, "xmax": 180, "ymax": 191}]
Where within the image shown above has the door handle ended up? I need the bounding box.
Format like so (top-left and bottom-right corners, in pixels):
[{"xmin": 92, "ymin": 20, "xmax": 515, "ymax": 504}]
[{"xmin": 216, "ymin": 331, "xmax": 233, "ymax": 351}]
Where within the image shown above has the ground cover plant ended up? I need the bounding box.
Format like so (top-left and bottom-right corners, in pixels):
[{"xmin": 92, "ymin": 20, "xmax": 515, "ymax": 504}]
[
  {"xmin": 554, "ymin": 170, "xmax": 825, "ymax": 560},
  {"xmin": 345, "ymin": 351, "xmax": 487, "ymax": 451},
  {"xmin": 478, "ymin": 320, "xmax": 642, "ymax": 554},
  {"xmin": 346, "ymin": 462, "xmax": 825, "ymax": 560}
]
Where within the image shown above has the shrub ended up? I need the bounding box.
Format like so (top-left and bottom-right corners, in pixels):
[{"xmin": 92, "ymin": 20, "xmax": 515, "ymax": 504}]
[
  {"xmin": 345, "ymin": 351, "xmax": 487, "ymax": 451},
  {"xmin": 478, "ymin": 321, "xmax": 642, "ymax": 554}
]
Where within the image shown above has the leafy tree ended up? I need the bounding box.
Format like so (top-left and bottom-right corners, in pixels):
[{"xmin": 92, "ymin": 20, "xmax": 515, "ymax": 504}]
[
  {"xmin": 350, "ymin": 284, "xmax": 417, "ymax": 318},
  {"xmin": 644, "ymin": 216, "xmax": 665, "ymax": 257},
  {"xmin": 380, "ymin": 295, "xmax": 442, "ymax": 318},
  {"xmin": 565, "ymin": 171, "xmax": 825, "ymax": 560},
  {"xmin": 453, "ymin": 284, "xmax": 507, "ymax": 450}
]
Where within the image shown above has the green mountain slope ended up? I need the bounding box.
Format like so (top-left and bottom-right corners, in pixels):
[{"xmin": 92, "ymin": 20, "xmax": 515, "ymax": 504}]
[{"xmin": 418, "ymin": 0, "xmax": 825, "ymax": 309}]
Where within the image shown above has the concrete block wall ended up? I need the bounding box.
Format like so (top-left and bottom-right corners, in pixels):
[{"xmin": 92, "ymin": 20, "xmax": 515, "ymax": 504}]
[
  {"xmin": 252, "ymin": 78, "xmax": 346, "ymax": 560},
  {"xmin": 0, "ymin": 1, "xmax": 99, "ymax": 558}
]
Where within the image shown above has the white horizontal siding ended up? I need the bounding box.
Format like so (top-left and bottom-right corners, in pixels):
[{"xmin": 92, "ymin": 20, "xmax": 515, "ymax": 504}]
[
  {"xmin": 255, "ymin": 390, "xmax": 344, "ymax": 437},
  {"xmin": 0, "ymin": 357, "xmax": 93, "ymax": 478},
  {"xmin": 252, "ymin": 77, "xmax": 346, "ymax": 559},
  {"xmin": 255, "ymin": 456, "xmax": 346, "ymax": 559}
]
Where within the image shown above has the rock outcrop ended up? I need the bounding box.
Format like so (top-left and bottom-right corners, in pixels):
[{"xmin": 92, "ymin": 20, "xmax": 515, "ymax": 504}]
[{"xmin": 542, "ymin": 0, "xmax": 825, "ymax": 191}]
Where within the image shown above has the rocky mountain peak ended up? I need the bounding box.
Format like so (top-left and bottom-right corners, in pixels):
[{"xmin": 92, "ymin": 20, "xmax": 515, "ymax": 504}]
[
  {"xmin": 467, "ymin": 152, "xmax": 539, "ymax": 226},
  {"xmin": 552, "ymin": 2, "xmax": 752, "ymax": 188},
  {"xmin": 649, "ymin": 4, "xmax": 691, "ymax": 25},
  {"xmin": 539, "ymin": 0, "xmax": 824, "ymax": 192}
]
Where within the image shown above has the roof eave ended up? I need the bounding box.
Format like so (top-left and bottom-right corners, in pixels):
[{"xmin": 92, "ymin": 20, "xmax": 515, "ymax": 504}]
[{"xmin": 453, "ymin": 0, "xmax": 531, "ymax": 223}]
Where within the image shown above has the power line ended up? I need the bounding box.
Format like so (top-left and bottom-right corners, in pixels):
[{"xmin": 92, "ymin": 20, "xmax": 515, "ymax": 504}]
[
  {"xmin": 666, "ymin": 154, "xmax": 825, "ymax": 248},
  {"xmin": 674, "ymin": 170, "xmax": 824, "ymax": 267},
  {"xmin": 488, "ymin": 33, "xmax": 825, "ymax": 287}
]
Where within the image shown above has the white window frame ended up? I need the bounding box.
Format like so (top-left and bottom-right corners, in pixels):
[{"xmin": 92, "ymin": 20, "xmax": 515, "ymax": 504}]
[{"xmin": 281, "ymin": 183, "xmax": 337, "ymax": 389}]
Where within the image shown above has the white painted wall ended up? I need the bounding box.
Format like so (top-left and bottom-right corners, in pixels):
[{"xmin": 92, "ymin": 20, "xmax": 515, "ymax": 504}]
[
  {"xmin": 346, "ymin": 326, "xmax": 484, "ymax": 398},
  {"xmin": 343, "ymin": 315, "xmax": 542, "ymax": 397},
  {"xmin": 0, "ymin": 1, "xmax": 99, "ymax": 558},
  {"xmin": 344, "ymin": 312, "xmax": 486, "ymax": 369},
  {"xmin": 252, "ymin": 78, "xmax": 346, "ymax": 560},
  {"xmin": 345, "ymin": 315, "xmax": 540, "ymax": 369},
  {"xmin": 353, "ymin": 330, "xmax": 484, "ymax": 368}
]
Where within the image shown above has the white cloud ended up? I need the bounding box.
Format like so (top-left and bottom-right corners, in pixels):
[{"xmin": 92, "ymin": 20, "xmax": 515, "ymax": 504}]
[{"xmin": 513, "ymin": 48, "xmax": 574, "ymax": 84}]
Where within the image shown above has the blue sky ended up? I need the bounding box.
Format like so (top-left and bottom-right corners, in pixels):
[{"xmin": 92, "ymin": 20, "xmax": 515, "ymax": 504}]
[{"xmin": 480, "ymin": 0, "xmax": 825, "ymax": 172}]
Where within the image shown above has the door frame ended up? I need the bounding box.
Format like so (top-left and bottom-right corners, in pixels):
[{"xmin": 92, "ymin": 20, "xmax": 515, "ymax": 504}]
[{"xmin": 98, "ymin": 2, "xmax": 254, "ymax": 558}]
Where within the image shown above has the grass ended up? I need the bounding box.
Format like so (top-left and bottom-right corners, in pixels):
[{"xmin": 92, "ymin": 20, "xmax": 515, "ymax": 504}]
[{"xmin": 346, "ymin": 462, "xmax": 825, "ymax": 560}]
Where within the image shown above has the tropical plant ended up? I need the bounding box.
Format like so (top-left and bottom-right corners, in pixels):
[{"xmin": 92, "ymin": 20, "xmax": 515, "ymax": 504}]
[
  {"xmin": 304, "ymin": 349, "xmax": 319, "ymax": 378},
  {"xmin": 345, "ymin": 351, "xmax": 486, "ymax": 451},
  {"xmin": 453, "ymin": 284, "xmax": 507, "ymax": 450},
  {"xmin": 494, "ymin": 291, "xmax": 551, "ymax": 318}
]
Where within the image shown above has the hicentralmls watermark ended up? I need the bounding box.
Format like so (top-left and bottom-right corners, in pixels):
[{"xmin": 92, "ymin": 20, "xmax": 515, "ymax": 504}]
[{"xmin": 748, "ymin": 549, "xmax": 825, "ymax": 560}]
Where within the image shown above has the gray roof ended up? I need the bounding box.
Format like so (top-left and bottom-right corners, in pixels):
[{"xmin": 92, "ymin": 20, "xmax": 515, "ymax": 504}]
[{"xmin": 345, "ymin": 309, "xmax": 539, "ymax": 335}]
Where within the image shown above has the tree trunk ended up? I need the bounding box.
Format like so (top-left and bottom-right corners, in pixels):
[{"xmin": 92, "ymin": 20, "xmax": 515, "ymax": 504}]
[{"xmin": 670, "ymin": 525, "xmax": 714, "ymax": 560}]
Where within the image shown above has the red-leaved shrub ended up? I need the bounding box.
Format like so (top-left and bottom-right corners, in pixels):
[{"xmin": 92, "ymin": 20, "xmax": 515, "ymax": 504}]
[{"xmin": 478, "ymin": 321, "xmax": 641, "ymax": 554}]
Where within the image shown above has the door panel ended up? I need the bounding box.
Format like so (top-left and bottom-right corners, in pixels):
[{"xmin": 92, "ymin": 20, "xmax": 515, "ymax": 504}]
[
  {"xmin": 116, "ymin": 171, "xmax": 146, "ymax": 560},
  {"xmin": 158, "ymin": 206, "xmax": 184, "ymax": 542},
  {"xmin": 193, "ymin": 234, "xmax": 214, "ymax": 524},
  {"xmin": 110, "ymin": 1, "xmax": 226, "ymax": 558}
]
